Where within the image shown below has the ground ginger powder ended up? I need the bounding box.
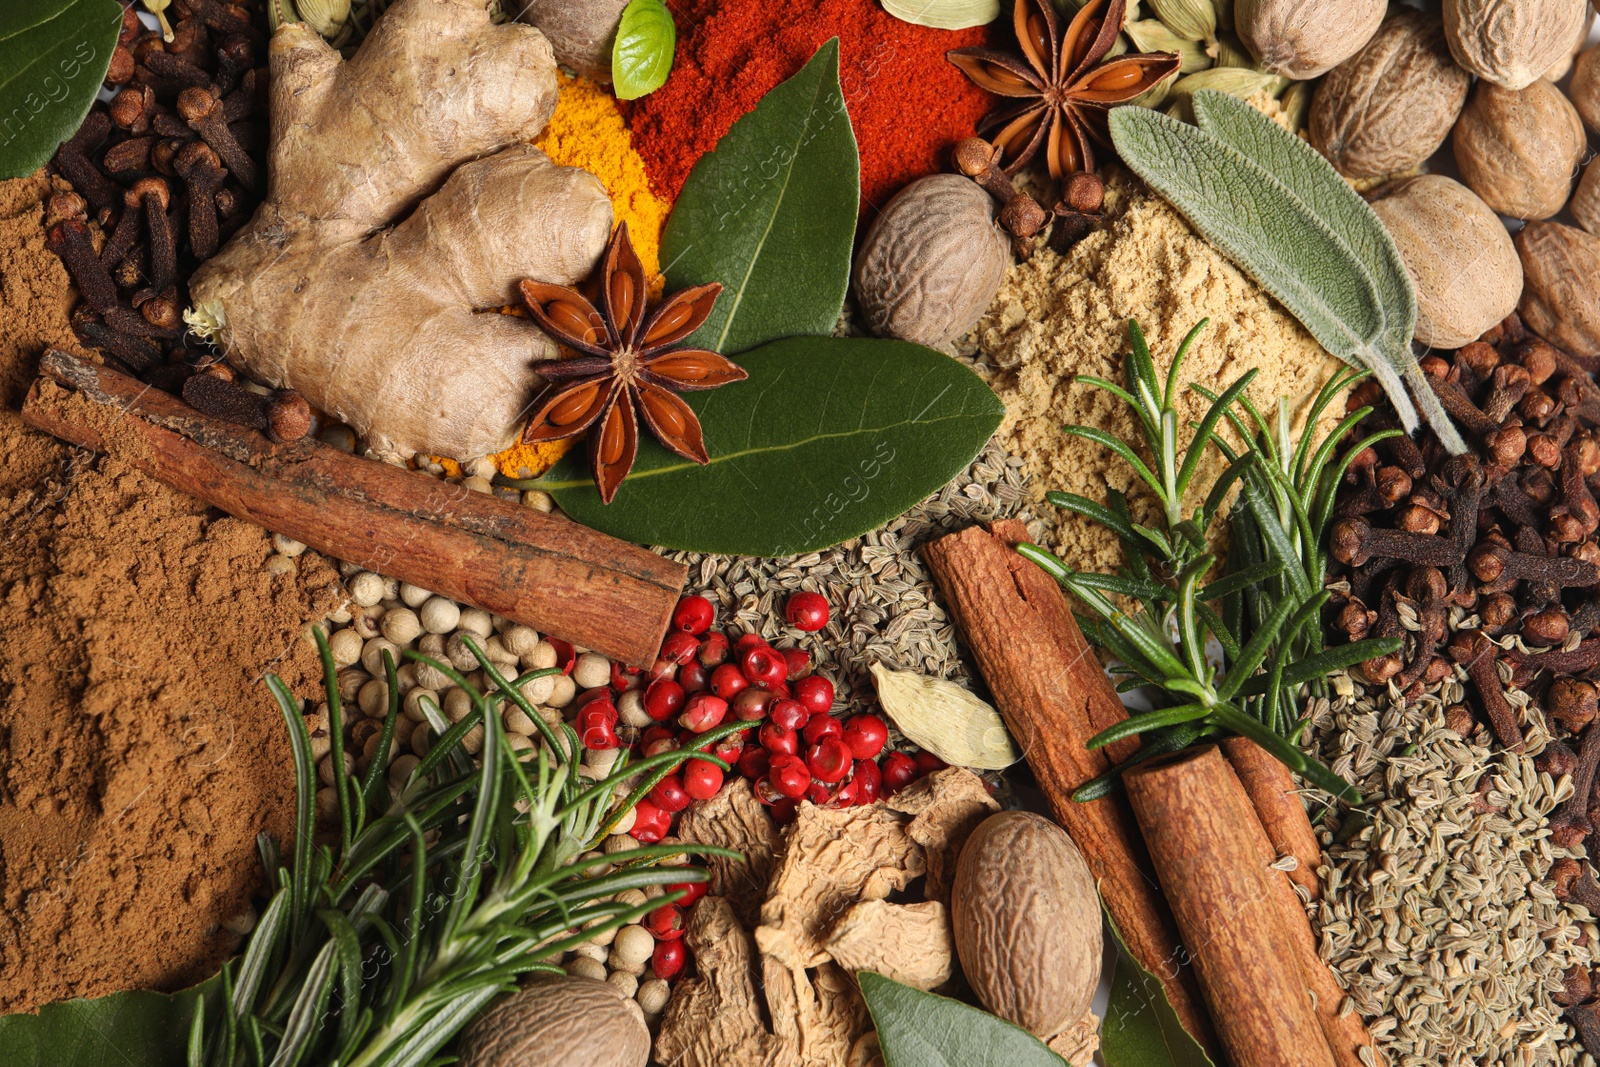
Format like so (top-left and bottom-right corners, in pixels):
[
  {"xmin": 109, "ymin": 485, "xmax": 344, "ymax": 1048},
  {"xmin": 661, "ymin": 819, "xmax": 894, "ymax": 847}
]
[{"xmin": 973, "ymin": 177, "xmax": 1346, "ymax": 571}]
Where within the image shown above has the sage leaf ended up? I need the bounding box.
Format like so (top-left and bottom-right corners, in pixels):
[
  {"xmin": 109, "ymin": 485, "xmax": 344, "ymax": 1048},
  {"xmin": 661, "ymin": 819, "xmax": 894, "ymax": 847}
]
[
  {"xmin": 535, "ymin": 337, "xmax": 1004, "ymax": 556},
  {"xmin": 1101, "ymin": 908, "xmax": 1215, "ymax": 1067},
  {"xmin": 610, "ymin": 0, "xmax": 675, "ymax": 102},
  {"xmin": 881, "ymin": 0, "xmax": 999, "ymax": 30},
  {"xmin": 858, "ymin": 971, "xmax": 1069, "ymax": 1067},
  {"xmin": 0, "ymin": 977, "xmax": 216, "ymax": 1067},
  {"xmin": 1108, "ymin": 100, "xmax": 1465, "ymax": 454},
  {"xmin": 0, "ymin": 0, "xmax": 120, "ymax": 181},
  {"xmin": 870, "ymin": 662, "xmax": 1021, "ymax": 770},
  {"xmin": 1187, "ymin": 90, "xmax": 1464, "ymax": 454},
  {"xmin": 659, "ymin": 39, "xmax": 859, "ymax": 356}
]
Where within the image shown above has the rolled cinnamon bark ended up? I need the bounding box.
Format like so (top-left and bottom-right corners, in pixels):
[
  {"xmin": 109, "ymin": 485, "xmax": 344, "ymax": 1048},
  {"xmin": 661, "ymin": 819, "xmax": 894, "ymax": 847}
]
[
  {"xmin": 22, "ymin": 350, "xmax": 685, "ymax": 665},
  {"xmin": 1125, "ymin": 746, "xmax": 1338, "ymax": 1067},
  {"xmin": 922, "ymin": 519, "xmax": 1213, "ymax": 1050},
  {"xmin": 1222, "ymin": 736, "xmax": 1324, "ymax": 900}
]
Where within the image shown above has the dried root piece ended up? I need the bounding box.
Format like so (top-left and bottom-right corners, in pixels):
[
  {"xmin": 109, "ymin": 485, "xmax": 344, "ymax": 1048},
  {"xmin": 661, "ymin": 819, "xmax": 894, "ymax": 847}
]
[
  {"xmin": 674, "ymin": 778, "xmax": 782, "ymax": 928},
  {"xmin": 883, "ymin": 766, "xmax": 999, "ymax": 905},
  {"xmin": 823, "ymin": 899, "xmax": 954, "ymax": 991},
  {"xmin": 655, "ymin": 898, "xmax": 791, "ymax": 1067}
]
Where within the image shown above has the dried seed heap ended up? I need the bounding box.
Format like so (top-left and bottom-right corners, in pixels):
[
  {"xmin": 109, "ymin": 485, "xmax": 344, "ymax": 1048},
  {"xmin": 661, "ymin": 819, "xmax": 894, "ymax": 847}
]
[
  {"xmin": 1303, "ymin": 675, "xmax": 1594, "ymax": 1067},
  {"xmin": 661, "ymin": 442, "xmax": 1043, "ymax": 713}
]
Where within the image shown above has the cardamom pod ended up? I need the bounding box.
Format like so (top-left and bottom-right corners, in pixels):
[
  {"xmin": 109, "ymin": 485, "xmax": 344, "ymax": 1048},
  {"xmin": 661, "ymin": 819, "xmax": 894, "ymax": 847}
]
[
  {"xmin": 1126, "ymin": 19, "xmax": 1214, "ymax": 72},
  {"xmin": 1278, "ymin": 78, "xmax": 1312, "ymax": 131},
  {"xmin": 1215, "ymin": 0, "xmax": 1233, "ymax": 31},
  {"xmin": 1207, "ymin": 31, "xmax": 1256, "ymax": 68},
  {"xmin": 868, "ymin": 663, "xmax": 1020, "ymax": 771},
  {"xmin": 882, "ymin": 0, "xmax": 1000, "ymax": 31},
  {"xmin": 297, "ymin": 0, "xmax": 352, "ymax": 37},
  {"xmin": 1148, "ymin": 0, "xmax": 1217, "ymax": 43},
  {"xmin": 1170, "ymin": 67, "xmax": 1285, "ymax": 106}
]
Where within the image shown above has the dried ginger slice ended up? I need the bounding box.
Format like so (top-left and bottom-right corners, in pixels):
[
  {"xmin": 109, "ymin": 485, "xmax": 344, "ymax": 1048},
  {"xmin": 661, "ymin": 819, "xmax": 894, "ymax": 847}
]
[
  {"xmin": 824, "ymin": 898, "xmax": 954, "ymax": 991},
  {"xmin": 675, "ymin": 777, "xmax": 783, "ymax": 928},
  {"xmin": 763, "ymin": 955, "xmax": 872, "ymax": 1067},
  {"xmin": 883, "ymin": 766, "xmax": 999, "ymax": 905}
]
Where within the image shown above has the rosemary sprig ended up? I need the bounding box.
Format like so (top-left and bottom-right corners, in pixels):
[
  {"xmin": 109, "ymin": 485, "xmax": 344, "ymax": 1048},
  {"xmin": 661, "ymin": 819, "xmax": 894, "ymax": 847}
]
[
  {"xmin": 194, "ymin": 629, "xmax": 742, "ymax": 1067},
  {"xmin": 1018, "ymin": 319, "xmax": 1401, "ymax": 805}
]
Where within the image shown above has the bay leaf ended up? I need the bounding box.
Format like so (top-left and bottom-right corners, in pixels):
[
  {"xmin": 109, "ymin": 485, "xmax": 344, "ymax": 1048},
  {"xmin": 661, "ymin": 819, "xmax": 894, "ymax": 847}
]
[
  {"xmin": 859, "ymin": 971, "xmax": 1069, "ymax": 1067},
  {"xmin": 658, "ymin": 39, "xmax": 859, "ymax": 356},
  {"xmin": 0, "ymin": 0, "xmax": 121, "ymax": 181},
  {"xmin": 536, "ymin": 336, "xmax": 1004, "ymax": 556},
  {"xmin": 881, "ymin": 0, "xmax": 1000, "ymax": 30},
  {"xmin": 0, "ymin": 978, "xmax": 215, "ymax": 1067},
  {"xmin": 1101, "ymin": 908, "xmax": 1215, "ymax": 1067},
  {"xmin": 611, "ymin": 0, "xmax": 675, "ymax": 101},
  {"xmin": 869, "ymin": 662, "xmax": 1020, "ymax": 770}
]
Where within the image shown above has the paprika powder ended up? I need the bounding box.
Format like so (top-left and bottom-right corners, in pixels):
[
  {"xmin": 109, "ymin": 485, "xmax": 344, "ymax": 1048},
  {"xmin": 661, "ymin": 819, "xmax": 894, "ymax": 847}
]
[{"xmin": 624, "ymin": 0, "xmax": 993, "ymax": 216}]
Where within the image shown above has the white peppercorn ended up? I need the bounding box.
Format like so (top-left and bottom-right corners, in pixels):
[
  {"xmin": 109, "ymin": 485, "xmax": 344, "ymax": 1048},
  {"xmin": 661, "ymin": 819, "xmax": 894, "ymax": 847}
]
[
  {"xmin": 348, "ymin": 571, "xmax": 385, "ymax": 607},
  {"xmin": 547, "ymin": 674, "xmax": 577, "ymax": 709},
  {"xmin": 337, "ymin": 667, "xmax": 369, "ymax": 703},
  {"xmin": 358, "ymin": 679, "xmax": 389, "ymax": 717},
  {"xmin": 482, "ymin": 635, "xmax": 518, "ymax": 667},
  {"xmin": 580, "ymin": 850, "xmax": 613, "ymax": 878},
  {"xmin": 515, "ymin": 671, "xmax": 556, "ymax": 706},
  {"xmin": 362, "ymin": 730, "xmax": 400, "ymax": 767},
  {"xmin": 392, "ymin": 663, "xmax": 418, "ymax": 695},
  {"xmin": 327, "ymin": 628, "xmax": 364, "ymax": 667},
  {"xmin": 617, "ymin": 690, "xmax": 652, "ymax": 729},
  {"xmin": 458, "ymin": 608, "xmax": 494, "ymax": 639},
  {"xmin": 315, "ymin": 787, "xmax": 340, "ymax": 820},
  {"xmin": 565, "ymin": 957, "xmax": 607, "ymax": 982},
  {"xmin": 443, "ymin": 687, "xmax": 475, "ymax": 723},
  {"xmin": 574, "ymin": 942, "xmax": 609, "ymax": 963},
  {"xmin": 398, "ymin": 582, "xmax": 432, "ymax": 608},
  {"xmin": 264, "ymin": 553, "xmax": 297, "ymax": 577},
  {"xmin": 414, "ymin": 661, "xmax": 453, "ymax": 692},
  {"xmin": 460, "ymin": 724, "xmax": 485, "ymax": 756},
  {"xmin": 607, "ymin": 971, "xmax": 639, "ymax": 999},
  {"xmin": 445, "ymin": 632, "xmax": 481, "ymax": 672},
  {"xmin": 361, "ymin": 637, "xmax": 400, "ymax": 676},
  {"xmin": 402, "ymin": 687, "xmax": 437, "ymax": 723},
  {"xmin": 387, "ymin": 753, "xmax": 420, "ymax": 786},
  {"xmin": 381, "ymin": 608, "xmax": 422, "ymax": 646},
  {"xmin": 462, "ymin": 475, "xmax": 494, "ymax": 494},
  {"xmin": 586, "ymin": 746, "xmax": 621, "ymax": 779},
  {"xmin": 604, "ymin": 833, "xmax": 641, "ymax": 858},
  {"xmin": 524, "ymin": 640, "xmax": 560, "ymax": 671},
  {"xmin": 466, "ymin": 455, "xmax": 498, "ymax": 480},
  {"xmin": 522, "ymin": 489, "xmax": 554, "ymax": 512},
  {"xmin": 572, "ymin": 652, "xmax": 612, "ymax": 690},
  {"xmin": 611, "ymin": 925, "xmax": 655, "ymax": 969},
  {"xmin": 636, "ymin": 978, "xmax": 670, "ymax": 1016},
  {"xmin": 271, "ymin": 533, "xmax": 307, "ymax": 557},
  {"xmin": 609, "ymin": 805, "xmax": 637, "ymax": 836},
  {"xmin": 327, "ymin": 604, "xmax": 353, "ymax": 626},
  {"xmin": 350, "ymin": 607, "xmax": 383, "ymax": 640},
  {"xmin": 503, "ymin": 625, "xmax": 541, "ymax": 659},
  {"xmin": 419, "ymin": 597, "xmax": 461, "ymax": 635},
  {"xmin": 417, "ymin": 632, "xmax": 446, "ymax": 657},
  {"xmin": 318, "ymin": 751, "xmax": 354, "ymax": 786},
  {"xmin": 504, "ymin": 706, "xmax": 538, "ymax": 736},
  {"xmin": 410, "ymin": 722, "xmax": 433, "ymax": 757},
  {"xmin": 507, "ymin": 734, "xmax": 536, "ymax": 758}
]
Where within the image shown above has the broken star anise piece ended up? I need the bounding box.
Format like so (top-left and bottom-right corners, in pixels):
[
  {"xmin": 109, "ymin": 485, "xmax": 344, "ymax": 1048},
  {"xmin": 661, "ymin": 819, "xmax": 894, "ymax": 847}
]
[
  {"xmin": 519, "ymin": 222, "xmax": 747, "ymax": 504},
  {"xmin": 948, "ymin": 0, "xmax": 1180, "ymax": 179}
]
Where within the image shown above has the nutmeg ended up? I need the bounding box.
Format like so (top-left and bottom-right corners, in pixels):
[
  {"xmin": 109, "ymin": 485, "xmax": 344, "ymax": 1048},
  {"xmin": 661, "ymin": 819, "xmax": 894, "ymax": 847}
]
[
  {"xmin": 1235, "ymin": 0, "xmax": 1385, "ymax": 79},
  {"xmin": 515, "ymin": 0, "xmax": 630, "ymax": 82},
  {"xmin": 1572, "ymin": 45, "xmax": 1600, "ymax": 134},
  {"xmin": 1371, "ymin": 175, "xmax": 1522, "ymax": 350},
  {"xmin": 852, "ymin": 175, "xmax": 1012, "ymax": 350},
  {"xmin": 1310, "ymin": 12, "xmax": 1470, "ymax": 179},
  {"xmin": 1516, "ymin": 221, "xmax": 1600, "ymax": 357},
  {"xmin": 1452, "ymin": 79, "xmax": 1586, "ymax": 221},
  {"xmin": 1574, "ymin": 160, "xmax": 1600, "ymax": 239},
  {"xmin": 1442, "ymin": 0, "xmax": 1590, "ymax": 90}
]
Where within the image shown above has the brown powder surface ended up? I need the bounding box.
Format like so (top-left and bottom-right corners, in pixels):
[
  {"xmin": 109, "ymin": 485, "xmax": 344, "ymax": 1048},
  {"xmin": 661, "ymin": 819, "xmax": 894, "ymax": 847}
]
[
  {"xmin": 973, "ymin": 177, "xmax": 1347, "ymax": 571},
  {"xmin": 0, "ymin": 174, "xmax": 340, "ymax": 1012}
]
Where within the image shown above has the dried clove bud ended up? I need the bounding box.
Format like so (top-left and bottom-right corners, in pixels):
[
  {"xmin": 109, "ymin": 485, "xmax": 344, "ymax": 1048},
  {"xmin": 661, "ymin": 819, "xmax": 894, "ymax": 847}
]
[{"xmin": 1549, "ymin": 679, "xmax": 1599, "ymax": 732}]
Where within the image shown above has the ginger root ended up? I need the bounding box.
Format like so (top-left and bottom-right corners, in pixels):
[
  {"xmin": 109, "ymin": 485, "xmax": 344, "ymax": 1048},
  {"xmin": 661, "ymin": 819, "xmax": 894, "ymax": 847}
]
[{"xmin": 188, "ymin": 0, "xmax": 613, "ymax": 461}]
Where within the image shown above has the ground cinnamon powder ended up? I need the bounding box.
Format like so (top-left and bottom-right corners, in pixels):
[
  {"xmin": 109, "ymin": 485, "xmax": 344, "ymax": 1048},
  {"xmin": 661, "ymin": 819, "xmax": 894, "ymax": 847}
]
[
  {"xmin": 973, "ymin": 176, "xmax": 1346, "ymax": 570},
  {"xmin": 0, "ymin": 174, "xmax": 339, "ymax": 1012}
]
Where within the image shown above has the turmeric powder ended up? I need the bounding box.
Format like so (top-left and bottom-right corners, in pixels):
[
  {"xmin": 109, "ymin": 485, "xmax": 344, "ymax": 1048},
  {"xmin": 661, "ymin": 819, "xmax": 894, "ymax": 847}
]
[{"xmin": 494, "ymin": 73, "xmax": 675, "ymax": 479}]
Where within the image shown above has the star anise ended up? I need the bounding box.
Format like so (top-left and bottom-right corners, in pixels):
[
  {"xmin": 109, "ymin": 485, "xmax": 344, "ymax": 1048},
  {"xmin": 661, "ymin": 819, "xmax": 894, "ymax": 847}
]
[
  {"xmin": 948, "ymin": 0, "xmax": 1180, "ymax": 179},
  {"xmin": 518, "ymin": 223, "xmax": 747, "ymax": 504}
]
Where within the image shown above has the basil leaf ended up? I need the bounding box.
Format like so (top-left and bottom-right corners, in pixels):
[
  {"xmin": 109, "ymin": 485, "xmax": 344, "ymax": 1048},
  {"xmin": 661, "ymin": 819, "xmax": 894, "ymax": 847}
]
[
  {"xmin": 0, "ymin": 0, "xmax": 120, "ymax": 181},
  {"xmin": 610, "ymin": 0, "xmax": 674, "ymax": 102},
  {"xmin": 858, "ymin": 971, "xmax": 1069, "ymax": 1067},
  {"xmin": 1101, "ymin": 908, "xmax": 1216, "ymax": 1067},
  {"xmin": 0, "ymin": 978, "xmax": 216, "ymax": 1067},
  {"xmin": 660, "ymin": 39, "xmax": 859, "ymax": 356},
  {"xmin": 536, "ymin": 337, "xmax": 1004, "ymax": 556}
]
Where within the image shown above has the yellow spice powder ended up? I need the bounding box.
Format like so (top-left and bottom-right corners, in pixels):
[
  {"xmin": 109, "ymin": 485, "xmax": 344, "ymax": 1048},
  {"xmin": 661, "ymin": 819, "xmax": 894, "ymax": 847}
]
[
  {"xmin": 493, "ymin": 74, "xmax": 674, "ymax": 480},
  {"xmin": 974, "ymin": 176, "xmax": 1346, "ymax": 573}
]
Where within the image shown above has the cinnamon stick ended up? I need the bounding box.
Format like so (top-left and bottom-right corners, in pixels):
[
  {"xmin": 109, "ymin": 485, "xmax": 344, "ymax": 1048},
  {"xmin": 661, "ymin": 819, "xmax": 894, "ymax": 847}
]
[
  {"xmin": 1125, "ymin": 746, "xmax": 1338, "ymax": 1067},
  {"xmin": 922, "ymin": 519, "xmax": 1213, "ymax": 1050},
  {"xmin": 22, "ymin": 350, "xmax": 684, "ymax": 665},
  {"xmin": 1221, "ymin": 736, "xmax": 1324, "ymax": 901}
]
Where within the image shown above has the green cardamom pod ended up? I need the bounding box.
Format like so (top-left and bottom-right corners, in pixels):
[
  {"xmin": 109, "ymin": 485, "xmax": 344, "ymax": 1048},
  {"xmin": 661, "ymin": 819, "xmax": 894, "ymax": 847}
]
[
  {"xmin": 1147, "ymin": 0, "xmax": 1216, "ymax": 43},
  {"xmin": 1132, "ymin": 71, "xmax": 1178, "ymax": 110},
  {"xmin": 1277, "ymin": 79, "xmax": 1312, "ymax": 132},
  {"xmin": 1213, "ymin": 0, "xmax": 1233, "ymax": 33},
  {"xmin": 1169, "ymin": 67, "xmax": 1282, "ymax": 107},
  {"xmin": 297, "ymin": 0, "xmax": 351, "ymax": 37},
  {"xmin": 1125, "ymin": 19, "xmax": 1213, "ymax": 72},
  {"xmin": 1207, "ymin": 31, "xmax": 1255, "ymax": 69}
]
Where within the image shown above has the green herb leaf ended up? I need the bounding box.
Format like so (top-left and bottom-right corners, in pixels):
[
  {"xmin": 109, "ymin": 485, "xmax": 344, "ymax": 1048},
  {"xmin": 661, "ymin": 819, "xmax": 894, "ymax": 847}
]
[
  {"xmin": 0, "ymin": 0, "xmax": 121, "ymax": 181},
  {"xmin": 880, "ymin": 0, "xmax": 999, "ymax": 30},
  {"xmin": 1107, "ymin": 96, "xmax": 1464, "ymax": 453},
  {"xmin": 659, "ymin": 39, "xmax": 859, "ymax": 355},
  {"xmin": 858, "ymin": 971, "xmax": 1068, "ymax": 1067},
  {"xmin": 610, "ymin": 0, "xmax": 675, "ymax": 101},
  {"xmin": 533, "ymin": 337, "xmax": 1003, "ymax": 555},
  {"xmin": 1102, "ymin": 909, "xmax": 1216, "ymax": 1067},
  {"xmin": 0, "ymin": 979, "xmax": 216, "ymax": 1067}
]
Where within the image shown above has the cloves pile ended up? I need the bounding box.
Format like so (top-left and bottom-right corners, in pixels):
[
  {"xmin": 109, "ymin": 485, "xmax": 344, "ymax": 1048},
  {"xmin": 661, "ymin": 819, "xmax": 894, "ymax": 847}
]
[
  {"xmin": 1330, "ymin": 313, "xmax": 1600, "ymax": 754},
  {"xmin": 45, "ymin": 0, "xmax": 305, "ymax": 439}
]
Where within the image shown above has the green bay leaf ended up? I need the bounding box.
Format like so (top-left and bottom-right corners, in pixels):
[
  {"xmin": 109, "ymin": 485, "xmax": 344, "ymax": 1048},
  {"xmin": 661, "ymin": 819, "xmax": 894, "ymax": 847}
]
[
  {"xmin": 659, "ymin": 39, "xmax": 859, "ymax": 356},
  {"xmin": 1101, "ymin": 907, "xmax": 1216, "ymax": 1067},
  {"xmin": 858, "ymin": 971, "xmax": 1068, "ymax": 1067},
  {"xmin": 0, "ymin": 0, "xmax": 120, "ymax": 181},
  {"xmin": 611, "ymin": 0, "xmax": 675, "ymax": 101},
  {"xmin": 0, "ymin": 978, "xmax": 215, "ymax": 1067},
  {"xmin": 536, "ymin": 337, "xmax": 1003, "ymax": 556}
]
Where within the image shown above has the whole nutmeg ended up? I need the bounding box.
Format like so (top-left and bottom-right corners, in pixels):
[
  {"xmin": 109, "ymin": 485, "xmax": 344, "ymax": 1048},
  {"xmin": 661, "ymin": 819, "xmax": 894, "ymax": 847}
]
[
  {"xmin": 1517, "ymin": 222, "xmax": 1600, "ymax": 357},
  {"xmin": 852, "ymin": 175, "xmax": 1011, "ymax": 350},
  {"xmin": 1452, "ymin": 79, "xmax": 1586, "ymax": 221},
  {"xmin": 1371, "ymin": 175, "xmax": 1522, "ymax": 350},
  {"xmin": 516, "ymin": 0, "xmax": 630, "ymax": 82},
  {"xmin": 458, "ymin": 976, "xmax": 648, "ymax": 1067},
  {"xmin": 1443, "ymin": 0, "xmax": 1590, "ymax": 90},
  {"xmin": 1542, "ymin": 8, "xmax": 1595, "ymax": 82},
  {"xmin": 1235, "ymin": 0, "xmax": 1386, "ymax": 79},
  {"xmin": 1310, "ymin": 13, "xmax": 1470, "ymax": 179},
  {"xmin": 952, "ymin": 811, "xmax": 1101, "ymax": 1040},
  {"xmin": 1573, "ymin": 45, "xmax": 1600, "ymax": 134}
]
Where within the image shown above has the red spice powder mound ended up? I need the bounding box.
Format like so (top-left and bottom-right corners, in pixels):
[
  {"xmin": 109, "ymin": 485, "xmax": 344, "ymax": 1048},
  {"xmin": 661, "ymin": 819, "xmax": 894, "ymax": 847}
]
[{"xmin": 625, "ymin": 0, "xmax": 994, "ymax": 217}]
